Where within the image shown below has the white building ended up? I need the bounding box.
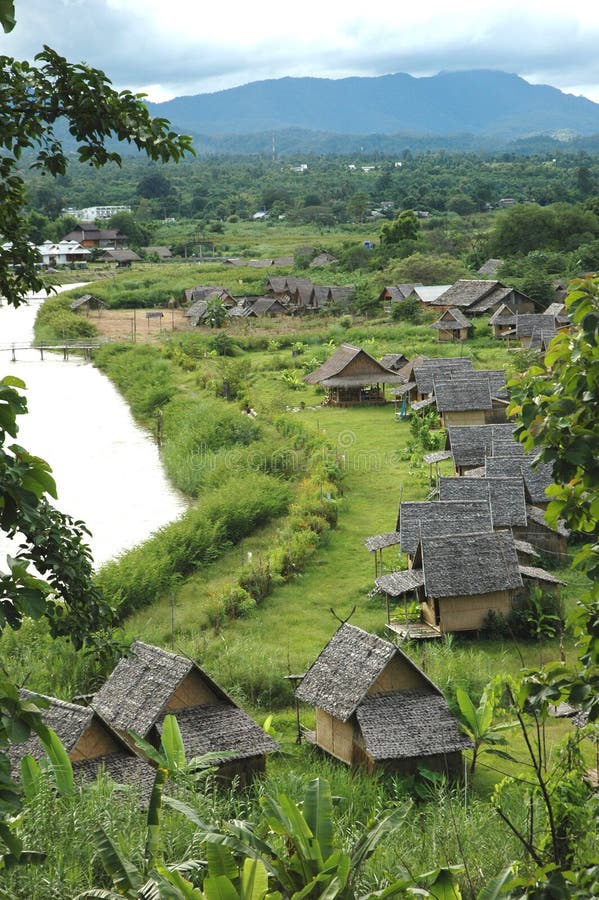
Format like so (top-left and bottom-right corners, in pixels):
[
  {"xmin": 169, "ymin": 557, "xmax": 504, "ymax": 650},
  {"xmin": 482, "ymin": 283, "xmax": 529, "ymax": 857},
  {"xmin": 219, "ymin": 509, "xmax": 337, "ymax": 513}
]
[
  {"xmin": 62, "ymin": 205, "xmax": 131, "ymax": 220},
  {"xmin": 37, "ymin": 240, "xmax": 91, "ymax": 266}
]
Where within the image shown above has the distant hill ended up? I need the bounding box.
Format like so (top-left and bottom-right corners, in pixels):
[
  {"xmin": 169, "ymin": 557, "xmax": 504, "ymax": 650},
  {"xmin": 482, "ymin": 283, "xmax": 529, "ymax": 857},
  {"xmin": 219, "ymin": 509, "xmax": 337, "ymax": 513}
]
[{"xmin": 146, "ymin": 70, "xmax": 599, "ymax": 146}]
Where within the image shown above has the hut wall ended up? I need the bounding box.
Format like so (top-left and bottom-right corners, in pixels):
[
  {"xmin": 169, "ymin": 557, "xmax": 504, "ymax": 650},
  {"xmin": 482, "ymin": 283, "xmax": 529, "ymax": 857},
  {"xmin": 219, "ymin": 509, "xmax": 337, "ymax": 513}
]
[
  {"xmin": 342, "ymin": 355, "xmax": 386, "ymax": 380},
  {"xmin": 368, "ymin": 656, "xmax": 427, "ymax": 693},
  {"xmin": 314, "ymin": 708, "xmax": 354, "ymax": 765},
  {"xmin": 165, "ymin": 672, "xmax": 219, "ymax": 711},
  {"xmin": 70, "ymin": 721, "xmax": 122, "ymax": 762},
  {"xmin": 437, "ymin": 327, "xmax": 469, "ymax": 343},
  {"xmin": 214, "ymin": 756, "xmax": 266, "ymax": 786},
  {"xmin": 443, "ymin": 410, "xmax": 487, "ymax": 427},
  {"xmin": 484, "ymin": 403, "xmax": 509, "ymax": 424},
  {"xmin": 438, "ymin": 590, "xmax": 513, "ymax": 632},
  {"xmin": 513, "ymin": 525, "xmax": 568, "ymax": 559}
]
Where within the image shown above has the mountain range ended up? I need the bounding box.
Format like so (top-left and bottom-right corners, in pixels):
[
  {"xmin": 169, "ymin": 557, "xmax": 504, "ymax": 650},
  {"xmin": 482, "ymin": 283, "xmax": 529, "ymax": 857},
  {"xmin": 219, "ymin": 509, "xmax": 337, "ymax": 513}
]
[{"xmin": 145, "ymin": 70, "xmax": 599, "ymax": 152}]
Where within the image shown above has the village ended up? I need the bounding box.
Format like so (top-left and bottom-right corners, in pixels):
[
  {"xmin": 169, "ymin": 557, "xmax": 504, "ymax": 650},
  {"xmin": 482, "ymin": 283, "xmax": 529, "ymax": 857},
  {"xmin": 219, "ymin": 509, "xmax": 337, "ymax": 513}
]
[{"xmin": 7, "ymin": 266, "xmax": 585, "ymax": 798}]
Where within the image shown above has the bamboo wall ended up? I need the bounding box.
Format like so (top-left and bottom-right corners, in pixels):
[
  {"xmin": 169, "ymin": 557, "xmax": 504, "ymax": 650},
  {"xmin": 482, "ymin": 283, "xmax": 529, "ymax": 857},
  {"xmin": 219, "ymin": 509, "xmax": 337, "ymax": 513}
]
[
  {"xmin": 443, "ymin": 410, "xmax": 487, "ymax": 427},
  {"xmin": 165, "ymin": 672, "xmax": 219, "ymax": 711},
  {"xmin": 70, "ymin": 719, "xmax": 121, "ymax": 762},
  {"xmin": 424, "ymin": 589, "xmax": 512, "ymax": 632},
  {"xmin": 368, "ymin": 656, "xmax": 427, "ymax": 693},
  {"xmin": 315, "ymin": 708, "xmax": 354, "ymax": 765}
]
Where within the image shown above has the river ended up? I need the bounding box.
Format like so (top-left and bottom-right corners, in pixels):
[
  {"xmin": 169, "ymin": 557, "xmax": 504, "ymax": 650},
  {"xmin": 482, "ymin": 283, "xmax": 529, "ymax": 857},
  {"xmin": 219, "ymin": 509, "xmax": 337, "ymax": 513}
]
[{"xmin": 0, "ymin": 286, "xmax": 186, "ymax": 567}]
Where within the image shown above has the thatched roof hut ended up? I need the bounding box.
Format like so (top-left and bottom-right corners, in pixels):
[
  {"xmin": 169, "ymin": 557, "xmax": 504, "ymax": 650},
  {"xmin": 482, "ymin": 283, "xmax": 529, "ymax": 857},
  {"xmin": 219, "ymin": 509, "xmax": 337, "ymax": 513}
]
[
  {"xmin": 433, "ymin": 280, "xmax": 537, "ymax": 315},
  {"xmin": 433, "ymin": 377, "xmax": 493, "ymax": 425},
  {"xmin": 296, "ymin": 624, "xmax": 470, "ymax": 773},
  {"xmin": 69, "ymin": 294, "xmax": 107, "ymax": 313},
  {"xmin": 397, "ymin": 500, "xmax": 493, "ymax": 557},
  {"xmin": 413, "ymin": 357, "xmax": 473, "ymax": 397},
  {"xmin": 93, "ymin": 641, "xmax": 278, "ymax": 782},
  {"xmin": 438, "ymin": 476, "xmax": 527, "ymax": 528},
  {"xmin": 9, "ymin": 691, "xmax": 154, "ymax": 796},
  {"xmin": 485, "ymin": 454, "xmax": 554, "ymax": 508},
  {"xmin": 430, "ymin": 308, "xmax": 472, "ymax": 342},
  {"xmin": 304, "ymin": 344, "xmax": 403, "ymax": 406},
  {"xmin": 445, "ymin": 424, "xmax": 517, "ymax": 473}
]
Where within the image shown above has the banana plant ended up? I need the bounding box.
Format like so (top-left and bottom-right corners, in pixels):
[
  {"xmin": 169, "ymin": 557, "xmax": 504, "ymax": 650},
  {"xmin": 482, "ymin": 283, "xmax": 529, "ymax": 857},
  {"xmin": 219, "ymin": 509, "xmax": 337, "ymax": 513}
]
[
  {"xmin": 455, "ymin": 688, "xmax": 517, "ymax": 775},
  {"xmin": 166, "ymin": 776, "xmax": 410, "ymax": 900},
  {"xmin": 76, "ymin": 715, "xmax": 229, "ymax": 900}
]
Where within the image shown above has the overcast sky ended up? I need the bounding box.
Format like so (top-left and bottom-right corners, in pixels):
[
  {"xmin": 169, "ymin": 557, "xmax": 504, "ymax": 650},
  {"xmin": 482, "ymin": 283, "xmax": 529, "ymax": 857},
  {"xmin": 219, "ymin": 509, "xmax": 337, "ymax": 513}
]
[{"xmin": 2, "ymin": 0, "xmax": 599, "ymax": 104}]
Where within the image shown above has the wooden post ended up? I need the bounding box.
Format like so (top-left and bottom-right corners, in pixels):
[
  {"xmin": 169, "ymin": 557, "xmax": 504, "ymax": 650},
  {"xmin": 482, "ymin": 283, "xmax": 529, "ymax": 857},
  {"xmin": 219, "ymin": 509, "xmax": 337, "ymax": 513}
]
[{"xmin": 11, "ymin": 344, "xmax": 15, "ymax": 362}]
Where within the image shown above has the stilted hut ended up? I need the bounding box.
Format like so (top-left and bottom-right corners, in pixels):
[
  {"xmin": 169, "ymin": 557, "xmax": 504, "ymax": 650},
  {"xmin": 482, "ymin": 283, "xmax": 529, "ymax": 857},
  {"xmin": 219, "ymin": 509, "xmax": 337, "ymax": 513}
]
[
  {"xmin": 304, "ymin": 344, "xmax": 404, "ymax": 406},
  {"xmin": 93, "ymin": 641, "xmax": 278, "ymax": 783},
  {"xmin": 438, "ymin": 475, "xmax": 528, "ymax": 529},
  {"xmin": 296, "ymin": 624, "xmax": 471, "ymax": 774},
  {"xmin": 396, "ymin": 499, "xmax": 493, "ymax": 565},
  {"xmin": 69, "ymin": 294, "xmax": 107, "ymax": 315}
]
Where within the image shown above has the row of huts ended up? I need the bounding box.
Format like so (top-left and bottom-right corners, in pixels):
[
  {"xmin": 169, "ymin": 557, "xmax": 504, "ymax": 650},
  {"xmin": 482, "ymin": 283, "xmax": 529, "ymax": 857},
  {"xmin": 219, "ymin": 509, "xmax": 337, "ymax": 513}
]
[
  {"xmin": 14, "ymin": 631, "xmax": 472, "ymax": 783},
  {"xmin": 362, "ymin": 358, "xmax": 568, "ymax": 638},
  {"xmin": 182, "ymin": 277, "xmax": 355, "ymax": 324}
]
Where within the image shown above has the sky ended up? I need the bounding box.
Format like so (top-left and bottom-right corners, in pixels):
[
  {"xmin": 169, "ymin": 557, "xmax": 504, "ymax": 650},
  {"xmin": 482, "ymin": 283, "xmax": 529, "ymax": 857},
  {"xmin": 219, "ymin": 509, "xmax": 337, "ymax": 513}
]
[{"xmin": 2, "ymin": 0, "xmax": 599, "ymax": 105}]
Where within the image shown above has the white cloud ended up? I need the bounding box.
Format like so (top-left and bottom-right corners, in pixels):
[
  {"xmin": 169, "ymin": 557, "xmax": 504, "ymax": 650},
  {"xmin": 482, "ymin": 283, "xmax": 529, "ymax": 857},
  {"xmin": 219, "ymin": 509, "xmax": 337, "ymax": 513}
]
[{"xmin": 1, "ymin": 0, "xmax": 598, "ymax": 104}]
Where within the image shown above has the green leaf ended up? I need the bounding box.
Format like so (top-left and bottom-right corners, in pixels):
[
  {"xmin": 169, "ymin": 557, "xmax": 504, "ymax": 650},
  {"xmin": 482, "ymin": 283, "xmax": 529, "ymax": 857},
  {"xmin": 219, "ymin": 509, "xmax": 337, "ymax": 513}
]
[
  {"xmin": 303, "ymin": 777, "xmax": 334, "ymax": 862},
  {"xmin": 0, "ymin": 1, "xmax": 15, "ymax": 34},
  {"xmin": 91, "ymin": 826, "xmax": 143, "ymax": 894},
  {"xmin": 20, "ymin": 755, "xmax": 42, "ymax": 800},
  {"xmin": 38, "ymin": 726, "xmax": 74, "ymax": 796},
  {"xmin": 206, "ymin": 842, "xmax": 238, "ymax": 880},
  {"xmin": 476, "ymin": 866, "xmax": 515, "ymax": 900},
  {"xmin": 240, "ymin": 858, "xmax": 269, "ymax": 900},
  {"xmin": 160, "ymin": 714, "xmax": 186, "ymax": 772},
  {"xmin": 203, "ymin": 875, "xmax": 241, "ymax": 900}
]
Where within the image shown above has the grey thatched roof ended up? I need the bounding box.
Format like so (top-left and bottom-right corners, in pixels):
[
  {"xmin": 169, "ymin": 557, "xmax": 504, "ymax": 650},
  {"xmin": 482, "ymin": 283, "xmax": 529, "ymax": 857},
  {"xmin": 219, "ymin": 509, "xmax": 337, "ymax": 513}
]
[
  {"xmin": 434, "ymin": 280, "xmax": 504, "ymax": 309},
  {"xmin": 543, "ymin": 302, "xmax": 570, "ymax": 324},
  {"xmin": 8, "ymin": 691, "xmax": 95, "ymax": 770},
  {"xmin": 375, "ymin": 569, "xmax": 425, "ymax": 597},
  {"xmin": 103, "ymin": 249, "xmax": 141, "ymax": 263},
  {"xmin": 438, "ymin": 476, "xmax": 527, "ymax": 527},
  {"xmin": 251, "ymin": 297, "xmax": 287, "ymax": 316},
  {"xmin": 70, "ymin": 294, "xmax": 107, "ymax": 310},
  {"xmin": 304, "ymin": 344, "xmax": 401, "ymax": 386},
  {"xmin": 398, "ymin": 500, "xmax": 493, "ymax": 553},
  {"xmin": 515, "ymin": 314, "xmax": 561, "ymax": 338},
  {"xmin": 364, "ymin": 532, "xmax": 401, "ymax": 552},
  {"xmin": 356, "ymin": 690, "xmax": 472, "ymax": 761},
  {"xmin": 431, "ymin": 308, "xmax": 472, "ymax": 329},
  {"xmin": 489, "ymin": 303, "xmax": 517, "ymax": 326},
  {"xmin": 478, "ymin": 259, "xmax": 503, "ymax": 276},
  {"xmin": 413, "ymin": 357, "xmax": 474, "ymax": 395},
  {"xmin": 434, "ymin": 378, "xmax": 492, "ymax": 413},
  {"xmin": 446, "ymin": 424, "xmax": 517, "ymax": 469},
  {"xmin": 296, "ymin": 623, "xmax": 437, "ymax": 722},
  {"xmin": 380, "ymin": 284, "xmax": 420, "ymax": 302},
  {"xmin": 411, "ymin": 396, "xmax": 436, "ymax": 411},
  {"xmin": 491, "ymin": 439, "xmax": 524, "ymax": 458},
  {"xmin": 423, "ymin": 449, "xmax": 453, "ymax": 465},
  {"xmin": 469, "ymin": 285, "xmax": 516, "ymax": 314},
  {"xmin": 92, "ymin": 641, "xmax": 230, "ymax": 737},
  {"xmin": 513, "ymin": 538, "xmax": 541, "ymax": 560},
  {"xmin": 420, "ymin": 530, "xmax": 522, "ymax": 598},
  {"xmin": 485, "ymin": 455, "xmax": 554, "ymax": 505},
  {"xmin": 379, "ymin": 353, "xmax": 408, "ymax": 372},
  {"xmin": 157, "ymin": 705, "xmax": 278, "ymax": 763},
  {"xmin": 519, "ymin": 565, "xmax": 567, "ymax": 586},
  {"xmin": 526, "ymin": 505, "xmax": 571, "ymax": 538}
]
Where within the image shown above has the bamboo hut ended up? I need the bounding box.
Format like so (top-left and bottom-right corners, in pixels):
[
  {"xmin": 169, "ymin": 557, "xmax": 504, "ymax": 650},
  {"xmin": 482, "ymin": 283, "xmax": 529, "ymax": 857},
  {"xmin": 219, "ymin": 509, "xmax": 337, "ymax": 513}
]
[
  {"xmin": 438, "ymin": 476, "xmax": 528, "ymax": 529},
  {"xmin": 445, "ymin": 424, "xmax": 517, "ymax": 474},
  {"xmin": 304, "ymin": 344, "xmax": 403, "ymax": 406},
  {"xmin": 92, "ymin": 641, "xmax": 278, "ymax": 783},
  {"xmin": 396, "ymin": 500, "xmax": 493, "ymax": 564},
  {"xmin": 296, "ymin": 624, "xmax": 471, "ymax": 774},
  {"xmin": 430, "ymin": 308, "xmax": 472, "ymax": 342},
  {"xmin": 8, "ymin": 691, "xmax": 153, "ymax": 795}
]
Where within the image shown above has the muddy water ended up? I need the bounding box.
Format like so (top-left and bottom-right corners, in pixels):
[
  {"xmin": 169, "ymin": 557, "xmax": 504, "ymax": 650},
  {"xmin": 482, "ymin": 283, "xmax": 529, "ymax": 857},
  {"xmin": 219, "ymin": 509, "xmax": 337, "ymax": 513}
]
[{"xmin": 0, "ymin": 287, "xmax": 186, "ymax": 567}]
